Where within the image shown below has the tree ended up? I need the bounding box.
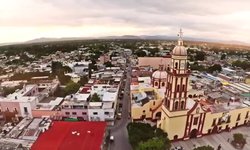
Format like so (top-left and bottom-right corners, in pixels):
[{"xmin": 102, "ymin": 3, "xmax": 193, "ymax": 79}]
[
  {"xmin": 64, "ymin": 81, "xmax": 80, "ymax": 95},
  {"xmin": 207, "ymin": 64, "xmax": 222, "ymax": 73},
  {"xmin": 189, "ymin": 62, "xmax": 206, "ymax": 71},
  {"xmin": 52, "ymin": 61, "xmax": 63, "ymax": 75},
  {"xmin": 104, "ymin": 61, "xmax": 114, "ymax": 67},
  {"xmin": 195, "ymin": 51, "xmax": 206, "ymax": 61},
  {"xmin": 193, "ymin": 145, "xmax": 214, "ymax": 150},
  {"xmin": 127, "ymin": 122, "xmax": 171, "ymax": 150},
  {"xmin": 78, "ymin": 76, "xmax": 88, "ymax": 86},
  {"xmin": 58, "ymin": 74, "xmax": 71, "ymax": 85},
  {"xmin": 91, "ymin": 93, "xmax": 101, "ymax": 102},
  {"xmin": 136, "ymin": 137, "xmax": 165, "ymax": 150},
  {"xmin": 63, "ymin": 66, "xmax": 73, "ymax": 73},
  {"xmin": 2, "ymin": 84, "xmax": 23, "ymax": 96},
  {"xmin": 232, "ymin": 60, "xmax": 250, "ymax": 70},
  {"xmin": 233, "ymin": 133, "xmax": 246, "ymax": 145},
  {"xmin": 220, "ymin": 53, "xmax": 226, "ymax": 60},
  {"xmin": 149, "ymin": 48, "xmax": 159, "ymax": 56},
  {"xmin": 135, "ymin": 50, "xmax": 147, "ymax": 57}
]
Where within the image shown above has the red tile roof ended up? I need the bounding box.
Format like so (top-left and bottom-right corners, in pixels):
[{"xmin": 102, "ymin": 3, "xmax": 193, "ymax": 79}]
[
  {"xmin": 80, "ymin": 87, "xmax": 91, "ymax": 93},
  {"xmin": 32, "ymin": 121, "xmax": 106, "ymax": 150}
]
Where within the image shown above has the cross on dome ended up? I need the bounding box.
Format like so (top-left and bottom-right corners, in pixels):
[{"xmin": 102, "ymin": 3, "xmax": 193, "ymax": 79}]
[
  {"xmin": 178, "ymin": 28, "xmax": 184, "ymax": 46},
  {"xmin": 178, "ymin": 28, "xmax": 183, "ymax": 39}
]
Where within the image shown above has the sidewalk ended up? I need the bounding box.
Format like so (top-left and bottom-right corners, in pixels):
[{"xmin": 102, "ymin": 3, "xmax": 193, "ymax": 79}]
[{"xmin": 172, "ymin": 126, "xmax": 250, "ymax": 150}]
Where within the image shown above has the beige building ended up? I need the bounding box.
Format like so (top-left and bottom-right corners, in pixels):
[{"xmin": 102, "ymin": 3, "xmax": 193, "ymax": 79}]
[{"xmin": 138, "ymin": 57, "xmax": 171, "ymax": 69}]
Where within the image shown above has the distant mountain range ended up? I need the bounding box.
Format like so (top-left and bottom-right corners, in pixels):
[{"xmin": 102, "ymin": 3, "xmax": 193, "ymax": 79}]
[{"xmin": 1, "ymin": 35, "xmax": 250, "ymax": 46}]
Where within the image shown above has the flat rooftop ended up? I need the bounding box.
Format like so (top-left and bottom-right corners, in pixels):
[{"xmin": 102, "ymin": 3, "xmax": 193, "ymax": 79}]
[
  {"xmin": 31, "ymin": 121, "xmax": 106, "ymax": 150},
  {"xmin": 209, "ymin": 102, "xmax": 247, "ymax": 113}
]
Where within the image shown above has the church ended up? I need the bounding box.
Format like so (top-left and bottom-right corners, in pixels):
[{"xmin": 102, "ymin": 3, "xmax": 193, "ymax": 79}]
[
  {"xmin": 157, "ymin": 29, "xmax": 250, "ymax": 140},
  {"xmin": 131, "ymin": 29, "xmax": 250, "ymax": 141}
]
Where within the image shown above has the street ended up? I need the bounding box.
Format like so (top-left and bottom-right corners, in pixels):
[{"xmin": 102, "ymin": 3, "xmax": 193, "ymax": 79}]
[{"xmin": 109, "ymin": 58, "xmax": 132, "ymax": 150}]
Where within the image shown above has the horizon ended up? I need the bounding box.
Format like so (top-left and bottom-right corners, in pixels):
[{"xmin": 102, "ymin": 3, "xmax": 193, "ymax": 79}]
[{"xmin": 1, "ymin": 0, "xmax": 250, "ymax": 43}]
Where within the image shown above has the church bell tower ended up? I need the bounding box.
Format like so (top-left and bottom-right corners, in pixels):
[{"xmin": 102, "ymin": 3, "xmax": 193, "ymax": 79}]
[{"xmin": 165, "ymin": 29, "xmax": 191, "ymax": 111}]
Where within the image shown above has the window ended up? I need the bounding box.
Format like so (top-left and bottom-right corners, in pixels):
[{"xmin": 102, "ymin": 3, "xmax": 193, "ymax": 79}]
[
  {"xmin": 82, "ymin": 112, "xmax": 87, "ymax": 115},
  {"xmin": 212, "ymin": 118, "xmax": 216, "ymax": 126},
  {"xmin": 246, "ymin": 111, "xmax": 249, "ymax": 119},
  {"xmin": 176, "ymin": 85, "xmax": 180, "ymax": 92},
  {"xmin": 175, "ymin": 62, "xmax": 178, "ymax": 69},
  {"xmin": 153, "ymin": 101, "xmax": 155, "ymax": 105},
  {"xmin": 182, "ymin": 85, "xmax": 185, "ymax": 91},
  {"xmin": 227, "ymin": 116, "xmax": 231, "ymax": 123},
  {"xmin": 193, "ymin": 117, "xmax": 199, "ymax": 125},
  {"xmin": 72, "ymin": 112, "xmax": 77, "ymax": 115},
  {"xmin": 167, "ymin": 100, "xmax": 170, "ymax": 108},
  {"xmin": 162, "ymin": 82, "xmax": 165, "ymax": 87},
  {"xmin": 218, "ymin": 118, "xmax": 222, "ymax": 125},
  {"xmin": 104, "ymin": 112, "xmax": 109, "ymax": 115},
  {"xmin": 14, "ymin": 108, "xmax": 18, "ymax": 113},
  {"xmin": 181, "ymin": 101, "xmax": 185, "ymax": 110},
  {"xmin": 24, "ymin": 107, "xmax": 28, "ymax": 113},
  {"xmin": 93, "ymin": 112, "xmax": 98, "ymax": 115},
  {"xmin": 65, "ymin": 112, "xmax": 70, "ymax": 115},
  {"xmin": 174, "ymin": 101, "xmax": 178, "ymax": 110},
  {"xmin": 155, "ymin": 82, "xmax": 158, "ymax": 87},
  {"xmin": 237, "ymin": 113, "xmax": 241, "ymax": 121},
  {"xmin": 196, "ymin": 108, "xmax": 200, "ymax": 114},
  {"xmin": 143, "ymin": 110, "xmax": 146, "ymax": 113}
]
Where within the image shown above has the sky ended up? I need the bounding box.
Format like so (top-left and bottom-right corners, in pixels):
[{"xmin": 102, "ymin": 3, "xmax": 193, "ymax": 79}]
[{"xmin": 1, "ymin": 0, "xmax": 250, "ymax": 43}]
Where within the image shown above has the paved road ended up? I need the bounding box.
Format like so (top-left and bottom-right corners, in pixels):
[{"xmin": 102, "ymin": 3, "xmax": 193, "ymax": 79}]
[
  {"xmin": 172, "ymin": 126, "xmax": 250, "ymax": 150},
  {"xmin": 109, "ymin": 59, "xmax": 132, "ymax": 150}
]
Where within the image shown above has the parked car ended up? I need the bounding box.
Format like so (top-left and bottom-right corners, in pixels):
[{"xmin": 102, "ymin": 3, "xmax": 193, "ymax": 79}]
[
  {"xmin": 110, "ymin": 135, "xmax": 114, "ymax": 142},
  {"xmin": 174, "ymin": 146, "xmax": 184, "ymax": 150},
  {"xmin": 117, "ymin": 113, "xmax": 122, "ymax": 119}
]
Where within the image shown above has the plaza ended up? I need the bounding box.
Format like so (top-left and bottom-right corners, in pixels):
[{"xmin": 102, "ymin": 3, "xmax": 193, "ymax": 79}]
[{"xmin": 172, "ymin": 126, "xmax": 250, "ymax": 150}]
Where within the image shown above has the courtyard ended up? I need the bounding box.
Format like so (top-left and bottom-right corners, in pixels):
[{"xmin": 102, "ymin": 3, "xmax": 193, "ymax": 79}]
[{"xmin": 172, "ymin": 126, "xmax": 250, "ymax": 150}]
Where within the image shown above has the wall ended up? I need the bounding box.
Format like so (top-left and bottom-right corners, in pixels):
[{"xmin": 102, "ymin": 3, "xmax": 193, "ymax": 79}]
[
  {"xmin": 61, "ymin": 109, "xmax": 88, "ymax": 120},
  {"xmin": 19, "ymin": 102, "xmax": 33, "ymax": 117},
  {"xmin": 32, "ymin": 110, "xmax": 62, "ymax": 118},
  {"xmin": 158, "ymin": 106, "xmax": 188, "ymax": 140},
  {"xmin": 88, "ymin": 109, "xmax": 105, "ymax": 121},
  {"xmin": 138, "ymin": 57, "xmax": 171, "ymax": 69},
  {"xmin": 202, "ymin": 107, "xmax": 250, "ymax": 135},
  {"xmin": 0, "ymin": 101, "xmax": 21, "ymax": 115}
]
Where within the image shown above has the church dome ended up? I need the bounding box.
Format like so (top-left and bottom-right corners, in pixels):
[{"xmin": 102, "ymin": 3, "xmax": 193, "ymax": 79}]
[
  {"xmin": 152, "ymin": 70, "xmax": 167, "ymax": 79},
  {"xmin": 172, "ymin": 45, "xmax": 187, "ymax": 56},
  {"xmin": 172, "ymin": 28, "xmax": 187, "ymax": 56}
]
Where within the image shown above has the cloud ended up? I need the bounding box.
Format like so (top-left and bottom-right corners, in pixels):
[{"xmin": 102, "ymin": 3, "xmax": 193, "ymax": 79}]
[{"xmin": 0, "ymin": 0, "xmax": 250, "ymax": 43}]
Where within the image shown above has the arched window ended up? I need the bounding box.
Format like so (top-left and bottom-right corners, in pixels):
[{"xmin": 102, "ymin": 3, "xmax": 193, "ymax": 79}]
[
  {"xmin": 174, "ymin": 135, "xmax": 178, "ymax": 140},
  {"xmin": 182, "ymin": 85, "xmax": 185, "ymax": 91},
  {"xmin": 181, "ymin": 101, "xmax": 185, "ymax": 109},
  {"xmin": 155, "ymin": 82, "xmax": 158, "ymax": 87},
  {"xmin": 175, "ymin": 62, "xmax": 178, "ymax": 69},
  {"xmin": 174, "ymin": 101, "xmax": 179, "ymax": 110},
  {"xmin": 177, "ymin": 85, "xmax": 180, "ymax": 92},
  {"xmin": 167, "ymin": 99, "xmax": 170, "ymax": 108},
  {"xmin": 187, "ymin": 62, "xmax": 190, "ymax": 69},
  {"xmin": 162, "ymin": 82, "xmax": 165, "ymax": 87}
]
